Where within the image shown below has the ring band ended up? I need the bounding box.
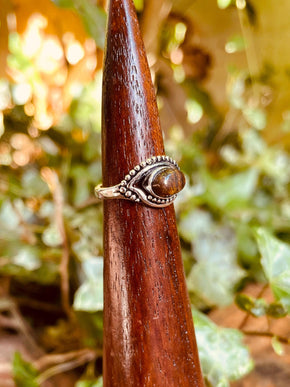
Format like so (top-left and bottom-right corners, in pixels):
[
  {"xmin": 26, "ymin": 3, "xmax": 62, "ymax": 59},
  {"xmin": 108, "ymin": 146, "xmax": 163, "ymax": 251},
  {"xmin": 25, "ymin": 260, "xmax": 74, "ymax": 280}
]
[{"xmin": 95, "ymin": 155, "xmax": 185, "ymax": 208}]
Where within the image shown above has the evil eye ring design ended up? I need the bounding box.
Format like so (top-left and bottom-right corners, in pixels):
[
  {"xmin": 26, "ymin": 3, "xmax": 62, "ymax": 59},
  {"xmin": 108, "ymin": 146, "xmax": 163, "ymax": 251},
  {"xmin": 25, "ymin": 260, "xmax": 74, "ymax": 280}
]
[{"xmin": 95, "ymin": 155, "xmax": 185, "ymax": 208}]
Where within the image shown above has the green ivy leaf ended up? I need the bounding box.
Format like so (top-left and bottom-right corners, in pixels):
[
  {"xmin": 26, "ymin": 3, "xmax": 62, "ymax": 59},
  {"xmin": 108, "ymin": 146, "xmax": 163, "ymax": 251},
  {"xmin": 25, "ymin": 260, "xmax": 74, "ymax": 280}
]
[
  {"xmin": 21, "ymin": 169, "xmax": 49, "ymax": 198},
  {"xmin": 186, "ymin": 214, "xmax": 244, "ymax": 306},
  {"xmin": 0, "ymin": 240, "xmax": 59, "ymax": 284},
  {"xmin": 0, "ymin": 199, "xmax": 33, "ymax": 233},
  {"xmin": 42, "ymin": 223, "xmax": 63, "ymax": 247},
  {"xmin": 266, "ymin": 302, "xmax": 288, "ymax": 319},
  {"xmin": 236, "ymin": 223, "xmax": 258, "ymax": 264},
  {"xmin": 13, "ymin": 352, "xmax": 39, "ymax": 387},
  {"xmin": 255, "ymin": 228, "xmax": 290, "ymax": 313},
  {"xmin": 235, "ymin": 294, "xmax": 267, "ymax": 317},
  {"xmin": 179, "ymin": 209, "xmax": 213, "ymax": 243},
  {"xmin": 0, "ymin": 260, "xmax": 59, "ymax": 285},
  {"xmin": 271, "ymin": 337, "xmax": 285, "ymax": 356},
  {"xmin": 249, "ymin": 298, "xmax": 268, "ymax": 317},
  {"xmin": 74, "ymin": 258, "xmax": 103, "ymax": 312},
  {"xmin": 12, "ymin": 246, "xmax": 42, "ymax": 271},
  {"xmin": 235, "ymin": 293, "xmax": 254, "ymax": 311},
  {"xmin": 192, "ymin": 309, "xmax": 254, "ymax": 387},
  {"xmin": 202, "ymin": 169, "xmax": 259, "ymax": 210}
]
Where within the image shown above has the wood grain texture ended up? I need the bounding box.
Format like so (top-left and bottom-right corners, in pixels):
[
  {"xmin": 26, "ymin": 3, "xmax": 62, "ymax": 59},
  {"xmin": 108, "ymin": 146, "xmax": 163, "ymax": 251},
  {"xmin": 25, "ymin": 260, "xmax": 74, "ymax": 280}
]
[{"xmin": 102, "ymin": 0, "xmax": 204, "ymax": 385}]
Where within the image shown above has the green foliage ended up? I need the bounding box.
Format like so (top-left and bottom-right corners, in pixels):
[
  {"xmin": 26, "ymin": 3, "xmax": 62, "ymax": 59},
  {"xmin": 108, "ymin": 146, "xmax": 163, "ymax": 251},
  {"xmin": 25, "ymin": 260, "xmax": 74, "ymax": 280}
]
[
  {"xmin": 243, "ymin": 107, "xmax": 267, "ymax": 130},
  {"xmin": 68, "ymin": 71, "xmax": 103, "ymax": 135},
  {"xmin": 271, "ymin": 336, "xmax": 285, "ymax": 356},
  {"xmin": 0, "ymin": 198, "xmax": 60, "ymax": 283},
  {"xmin": 13, "ymin": 353, "xmax": 39, "ymax": 387},
  {"xmin": 1, "ymin": 1, "xmax": 290, "ymax": 386},
  {"xmin": 266, "ymin": 302, "xmax": 288, "ymax": 319},
  {"xmin": 133, "ymin": 0, "xmax": 144, "ymax": 12},
  {"xmin": 217, "ymin": 0, "xmax": 234, "ymax": 10},
  {"xmin": 21, "ymin": 169, "xmax": 50, "ymax": 198},
  {"xmin": 52, "ymin": 0, "xmax": 106, "ymax": 48},
  {"xmin": 182, "ymin": 210, "xmax": 244, "ymax": 306},
  {"xmin": 7, "ymin": 33, "xmax": 40, "ymax": 85},
  {"xmin": 255, "ymin": 228, "xmax": 290, "ymax": 312},
  {"xmin": 74, "ymin": 258, "xmax": 104, "ymax": 312},
  {"xmin": 226, "ymin": 35, "xmax": 247, "ymax": 53},
  {"xmin": 235, "ymin": 294, "xmax": 288, "ymax": 319},
  {"xmin": 52, "ymin": 0, "xmax": 74, "ymax": 7},
  {"xmin": 235, "ymin": 294, "xmax": 267, "ymax": 317},
  {"xmin": 192, "ymin": 309, "xmax": 254, "ymax": 387},
  {"xmin": 75, "ymin": 2, "xmax": 106, "ymax": 49},
  {"xmin": 76, "ymin": 377, "xmax": 103, "ymax": 387},
  {"xmin": 201, "ymin": 168, "xmax": 259, "ymax": 210}
]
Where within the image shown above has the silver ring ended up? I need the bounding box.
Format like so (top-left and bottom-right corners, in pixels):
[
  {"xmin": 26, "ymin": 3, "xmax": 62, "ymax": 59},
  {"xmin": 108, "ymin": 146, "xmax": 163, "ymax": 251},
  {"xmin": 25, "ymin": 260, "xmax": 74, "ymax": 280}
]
[{"xmin": 95, "ymin": 155, "xmax": 186, "ymax": 208}]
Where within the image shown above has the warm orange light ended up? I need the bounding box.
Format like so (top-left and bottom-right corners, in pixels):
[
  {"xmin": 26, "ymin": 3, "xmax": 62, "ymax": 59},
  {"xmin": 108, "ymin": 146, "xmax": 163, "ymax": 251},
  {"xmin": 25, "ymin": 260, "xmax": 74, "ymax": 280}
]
[
  {"xmin": 84, "ymin": 38, "xmax": 96, "ymax": 54},
  {"xmin": 13, "ymin": 150, "xmax": 30, "ymax": 166},
  {"xmin": 170, "ymin": 49, "xmax": 184, "ymax": 65},
  {"xmin": 24, "ymin": 102, "xmax": 35, "ymax": 116},
  {"xmin": 37, "ymin": 37, "xmax": 64, "ymax": 74},
  {"xmin": 10, "ymin": 133, "xmax": 30, "ymax": 150},
  {"xmin": 22, "ymin": 13, "xmax": 47, "ymax": 58},
  {"xmin": 66, "ymin": 41, "xmax": 85, "ymax": 65}
]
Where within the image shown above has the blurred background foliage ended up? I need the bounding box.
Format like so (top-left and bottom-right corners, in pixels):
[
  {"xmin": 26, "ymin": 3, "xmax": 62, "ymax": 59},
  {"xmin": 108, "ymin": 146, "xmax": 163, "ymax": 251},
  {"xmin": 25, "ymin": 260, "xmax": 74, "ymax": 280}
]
[{"xmin": 0, "ymin": 0, "xmax": 289, "ymax": 386}]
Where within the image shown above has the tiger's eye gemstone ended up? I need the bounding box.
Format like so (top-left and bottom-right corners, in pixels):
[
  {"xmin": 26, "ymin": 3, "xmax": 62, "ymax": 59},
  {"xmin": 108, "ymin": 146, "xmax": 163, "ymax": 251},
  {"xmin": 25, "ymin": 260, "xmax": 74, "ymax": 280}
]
[{"xmin": 151, "ymin": 167, "xmax": 185, "ymax": 197}]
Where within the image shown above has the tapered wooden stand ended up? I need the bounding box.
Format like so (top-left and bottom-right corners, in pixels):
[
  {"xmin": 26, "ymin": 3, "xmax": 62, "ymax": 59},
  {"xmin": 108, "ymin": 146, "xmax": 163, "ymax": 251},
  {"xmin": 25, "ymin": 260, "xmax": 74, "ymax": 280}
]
[{"xmin": 102, "ymin": 0, "xmax": 204, "ymax": 385}]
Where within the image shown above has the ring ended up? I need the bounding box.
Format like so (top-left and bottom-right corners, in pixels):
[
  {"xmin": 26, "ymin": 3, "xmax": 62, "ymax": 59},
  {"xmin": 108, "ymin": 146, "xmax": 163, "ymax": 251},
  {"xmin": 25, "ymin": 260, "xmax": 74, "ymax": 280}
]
[{"xmin": 95, "ymin": 155, "xmax": 186, "ymax": 208}]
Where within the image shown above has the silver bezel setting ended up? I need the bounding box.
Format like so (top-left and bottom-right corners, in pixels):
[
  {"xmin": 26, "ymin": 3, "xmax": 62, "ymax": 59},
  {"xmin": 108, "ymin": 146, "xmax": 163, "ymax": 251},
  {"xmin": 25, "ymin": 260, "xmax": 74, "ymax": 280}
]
[{"xmin": 95, "ymin": 155, "xmax": 182, "ymax": 208}]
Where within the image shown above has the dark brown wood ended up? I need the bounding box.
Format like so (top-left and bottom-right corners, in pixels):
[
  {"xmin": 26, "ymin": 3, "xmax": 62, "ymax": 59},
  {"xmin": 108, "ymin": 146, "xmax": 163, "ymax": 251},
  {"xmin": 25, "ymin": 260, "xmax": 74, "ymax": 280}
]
[{"xmin": 102, "ymin": 0, "xmax": 204, "ymax": 385}]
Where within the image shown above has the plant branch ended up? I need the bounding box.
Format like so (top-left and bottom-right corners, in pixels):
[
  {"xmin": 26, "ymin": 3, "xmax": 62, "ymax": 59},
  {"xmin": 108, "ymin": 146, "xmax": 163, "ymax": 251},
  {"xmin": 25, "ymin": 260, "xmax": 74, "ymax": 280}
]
[
  {"xmin": 76, "ymin": 196, "xmax": 101, "ymax": 210},
  {"xmin": 11, "ymin": 200, "xmax": 37, "ymax": 245},
  {"xmin": 4, "ymin": 299, "xmax": 43, "ymax": 357},
  {"xmin": 0, "ymin": 314, "xmax": 19, "ymax": 330},
  {"xmin": 35, "ymin": 349, "xmax": 100, "ymax": 385},
  {"xmin": 239, "ymin": 283, "xmax": 269, "ymax": 329},
  {"xmin": 242, "ymin": 329, "xmax": 290, "ymax": 345},
  {"xmin": 33, "ymin": 348, "xmax": 102, "ymax": 371}
]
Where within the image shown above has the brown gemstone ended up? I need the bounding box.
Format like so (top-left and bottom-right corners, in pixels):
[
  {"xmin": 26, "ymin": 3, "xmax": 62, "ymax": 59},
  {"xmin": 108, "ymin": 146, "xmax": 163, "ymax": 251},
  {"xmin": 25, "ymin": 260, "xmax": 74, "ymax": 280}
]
[{"xmin": 151, "ymin": 167, "xmax": 186, "ymax": 198}]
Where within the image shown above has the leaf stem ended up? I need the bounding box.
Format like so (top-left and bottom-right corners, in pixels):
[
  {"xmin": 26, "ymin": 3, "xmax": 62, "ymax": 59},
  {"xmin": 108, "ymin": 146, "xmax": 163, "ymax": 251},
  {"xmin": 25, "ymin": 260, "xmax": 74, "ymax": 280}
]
[
  {"xmin": 33, "ymin": 348, "xmax": 102, "ymax": 371},
  {"xmin": 35, "ymin": 349, "xmax": 101, "ymax": 385},
  {"xmin": 242, "ymin": 330, "xmax": 290, "ymax": 345},
  {"xmin": 238, "ymin": 283, "xmax": 269, "ymax": 329}
]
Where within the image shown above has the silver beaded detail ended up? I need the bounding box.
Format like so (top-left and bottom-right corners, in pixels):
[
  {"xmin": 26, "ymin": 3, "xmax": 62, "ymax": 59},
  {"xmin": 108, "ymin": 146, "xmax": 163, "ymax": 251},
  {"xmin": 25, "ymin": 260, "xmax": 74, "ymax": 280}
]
[{"xmin": 115, "ymin": 155, "xmax": 181, "ymax": 207}]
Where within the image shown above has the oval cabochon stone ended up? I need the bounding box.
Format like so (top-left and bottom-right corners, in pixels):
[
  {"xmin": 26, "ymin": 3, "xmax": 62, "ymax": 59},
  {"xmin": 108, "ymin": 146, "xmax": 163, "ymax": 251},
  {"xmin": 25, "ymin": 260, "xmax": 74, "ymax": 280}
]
[{"xmin": 151, "ymin": 167, "xmax": 185, "ymax": 198}]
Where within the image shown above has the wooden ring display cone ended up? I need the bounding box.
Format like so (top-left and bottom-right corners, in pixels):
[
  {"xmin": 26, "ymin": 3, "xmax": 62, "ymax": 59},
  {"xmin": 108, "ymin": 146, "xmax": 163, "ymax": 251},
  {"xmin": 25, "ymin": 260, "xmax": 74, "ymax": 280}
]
[{"xmin": 102, "ymin": 0, "xmax": 204, "ymax": 385}]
